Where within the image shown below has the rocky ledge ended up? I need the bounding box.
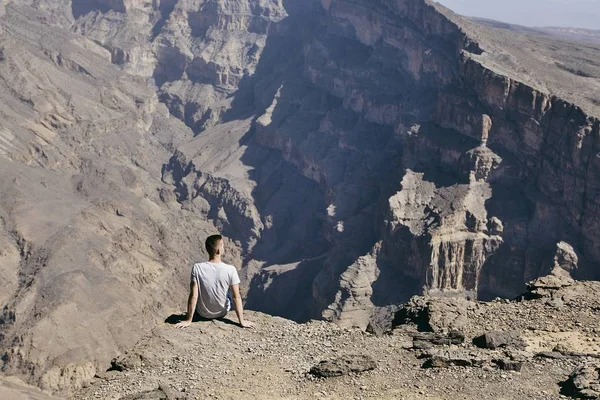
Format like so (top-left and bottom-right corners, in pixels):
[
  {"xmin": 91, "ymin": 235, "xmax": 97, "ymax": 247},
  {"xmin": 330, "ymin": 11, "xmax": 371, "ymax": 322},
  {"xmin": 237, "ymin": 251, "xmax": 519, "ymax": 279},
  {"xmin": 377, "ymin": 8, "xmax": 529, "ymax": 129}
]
[{"xmin": 68, "ymin": 277, "xmax": 600, "ymax": 400}]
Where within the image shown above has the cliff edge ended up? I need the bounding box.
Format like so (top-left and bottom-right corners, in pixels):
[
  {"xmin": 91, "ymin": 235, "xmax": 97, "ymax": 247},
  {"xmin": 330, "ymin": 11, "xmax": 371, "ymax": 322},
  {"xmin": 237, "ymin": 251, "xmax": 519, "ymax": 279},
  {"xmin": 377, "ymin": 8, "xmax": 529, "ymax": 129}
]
[{"xmin": 74, "ymin": 277, "xmax": 600, "ymax": 399}]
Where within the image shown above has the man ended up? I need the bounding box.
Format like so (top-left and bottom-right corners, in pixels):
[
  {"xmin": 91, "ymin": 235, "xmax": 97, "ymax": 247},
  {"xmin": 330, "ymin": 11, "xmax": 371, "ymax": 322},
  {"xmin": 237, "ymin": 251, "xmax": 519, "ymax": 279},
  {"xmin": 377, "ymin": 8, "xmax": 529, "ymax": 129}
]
[{"xmin": 175, "ymin": 234, "xmax": 255, "ymax": 329}]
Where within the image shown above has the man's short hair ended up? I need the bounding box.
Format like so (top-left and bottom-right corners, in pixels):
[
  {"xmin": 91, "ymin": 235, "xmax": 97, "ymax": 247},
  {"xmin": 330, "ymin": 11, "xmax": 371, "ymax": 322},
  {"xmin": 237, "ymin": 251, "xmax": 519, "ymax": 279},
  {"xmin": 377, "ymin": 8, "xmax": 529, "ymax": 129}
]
[{"xmin": 205, "ymin": 234, "xmax": 223, "ymax": 258}]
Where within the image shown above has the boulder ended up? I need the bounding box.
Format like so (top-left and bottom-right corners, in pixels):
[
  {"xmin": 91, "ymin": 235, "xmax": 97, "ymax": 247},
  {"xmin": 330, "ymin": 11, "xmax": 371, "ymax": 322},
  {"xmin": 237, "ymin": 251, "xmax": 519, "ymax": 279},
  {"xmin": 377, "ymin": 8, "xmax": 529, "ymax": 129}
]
[
  {"xmin": 560, "ymin": 364, "xmax": 600, "ymax": 399},
  {"xmin": 394, "ymin": 296, "xmax": 469, "ymax": 334},
  {"xmin": 527, "ymin": 242, "xmax": 578, "ymax": 298},
  {"xmin": 554, "ymin": 242, "xmax": 579, "ymax": 274},
  {"xmin": 493, "ymin": 359, "xmax": 524, "ymax": 372},
  {"xmin": 412, "ymin": 330, "xmax": 465, "ymax": 348},
  {"xmin": 472, "ymin": 331, "xmax": 526, "ymax": 350},
  {"xmin": 309, "ymin": 355, "xmax": 377, "ymax": 378}
]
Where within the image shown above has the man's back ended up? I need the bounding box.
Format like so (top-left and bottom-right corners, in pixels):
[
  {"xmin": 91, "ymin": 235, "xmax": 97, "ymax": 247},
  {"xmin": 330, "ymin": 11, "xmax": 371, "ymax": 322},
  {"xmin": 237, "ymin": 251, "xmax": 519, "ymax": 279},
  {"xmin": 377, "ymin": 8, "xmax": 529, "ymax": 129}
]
[
  {"xmin": 191, "ymin": 261, "xmax": 240, "ymax": 319},
  {"xmin": 176, "ymin": 234, "xmax": 254, "ymax": 329}
]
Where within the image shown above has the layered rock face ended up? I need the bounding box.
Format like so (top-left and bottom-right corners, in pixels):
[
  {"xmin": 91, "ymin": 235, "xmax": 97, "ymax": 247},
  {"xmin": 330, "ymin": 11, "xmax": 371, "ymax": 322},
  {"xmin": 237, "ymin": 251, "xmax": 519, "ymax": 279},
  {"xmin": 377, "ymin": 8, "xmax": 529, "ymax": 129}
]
[
  {"xmin": 383, "ymin": 116, "xmax": 504, "ymax": 297},
  {"xmin": 0, "ymin": 2, "xmax": 218, "ymax": 395},
  {"xmin": 224, "ymin": 0, "xmax": 599, "ymax": 328},
  {"xmin": 0, "ymin": 0, "xmax": 599, "ymax": 395}
]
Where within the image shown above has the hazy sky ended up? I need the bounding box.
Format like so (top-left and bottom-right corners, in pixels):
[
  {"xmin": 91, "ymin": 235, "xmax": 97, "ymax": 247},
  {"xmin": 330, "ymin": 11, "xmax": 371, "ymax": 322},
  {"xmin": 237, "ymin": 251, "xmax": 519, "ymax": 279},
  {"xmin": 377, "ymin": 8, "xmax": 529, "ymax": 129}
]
[{"xmin": 435, "ymin": 0, "xmax": 600, "ymax": 30}]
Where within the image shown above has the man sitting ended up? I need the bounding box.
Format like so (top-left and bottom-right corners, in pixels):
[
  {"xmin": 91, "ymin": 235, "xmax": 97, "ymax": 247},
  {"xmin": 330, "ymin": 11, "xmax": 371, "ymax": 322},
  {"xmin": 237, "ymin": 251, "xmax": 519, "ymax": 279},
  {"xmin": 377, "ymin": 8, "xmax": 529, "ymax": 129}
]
[{"xmin": 175, "ymin": 234, "xmax": 255, "ymax": 329}]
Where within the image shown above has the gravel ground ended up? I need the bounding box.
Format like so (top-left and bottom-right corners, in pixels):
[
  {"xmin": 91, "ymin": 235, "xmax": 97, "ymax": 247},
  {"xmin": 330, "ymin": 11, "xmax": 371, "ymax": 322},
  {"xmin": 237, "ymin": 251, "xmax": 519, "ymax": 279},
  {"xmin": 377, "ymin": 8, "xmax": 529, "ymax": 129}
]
[{"xmin": 74, "ymin": 281, "xmax": 600, "ymax": 400}]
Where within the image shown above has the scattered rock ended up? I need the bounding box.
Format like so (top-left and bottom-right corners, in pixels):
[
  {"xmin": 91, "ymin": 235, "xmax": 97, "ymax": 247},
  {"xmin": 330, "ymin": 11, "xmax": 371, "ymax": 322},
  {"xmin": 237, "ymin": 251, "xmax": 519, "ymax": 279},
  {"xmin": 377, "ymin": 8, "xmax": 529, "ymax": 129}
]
[
  {"xmin": 93, "ymin": 371, "xmax": 121, "ymax": 381},
  {"xmin": 109, "ymin": 353, "xmax": 146, "ymax": 372},
  {"xmin": 537, "ymin": 348, "xmax": 600, "ymax": 361},
  {"xmin": 412, "ymin": 340, "xmax": 434, "ymax": 351},
  {"xmin": 422, "ymin": 356, "xmax": 473, "ymax": 369},
  {"xmin": 535, "ymin": 352, "xmax": 568, "ymax": 360},
  {"xmin": 159, "ymin": 382, "xmax": 189, "ymax": 400},
  {"xmin": 309, "ymin": 355, "xmax": 377, "ymax": 378},
  {"xmin": 421, "ymin": 350, "xmax": 487, "ymax": 369}
]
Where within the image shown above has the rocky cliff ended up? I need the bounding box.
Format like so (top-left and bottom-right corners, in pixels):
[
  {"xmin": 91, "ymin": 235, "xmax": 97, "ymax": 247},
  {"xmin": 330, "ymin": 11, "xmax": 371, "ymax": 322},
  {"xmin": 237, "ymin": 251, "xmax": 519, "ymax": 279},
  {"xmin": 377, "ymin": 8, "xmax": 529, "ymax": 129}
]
[
  {"xmin": 207, "ymin": 0, "xmax": 599, "ymax": 325},
  {"xmin": 0, "ymin": 0, "xmax": 599, "ymax": 395}
]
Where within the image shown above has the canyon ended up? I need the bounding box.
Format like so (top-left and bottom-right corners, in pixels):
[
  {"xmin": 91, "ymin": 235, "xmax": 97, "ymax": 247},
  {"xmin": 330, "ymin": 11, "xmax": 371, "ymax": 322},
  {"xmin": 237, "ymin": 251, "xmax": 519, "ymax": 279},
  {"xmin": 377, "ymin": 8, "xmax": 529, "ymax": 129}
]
[{"xmin": 0, "ymin": 0, "xmax": 599, "ymax": 396}]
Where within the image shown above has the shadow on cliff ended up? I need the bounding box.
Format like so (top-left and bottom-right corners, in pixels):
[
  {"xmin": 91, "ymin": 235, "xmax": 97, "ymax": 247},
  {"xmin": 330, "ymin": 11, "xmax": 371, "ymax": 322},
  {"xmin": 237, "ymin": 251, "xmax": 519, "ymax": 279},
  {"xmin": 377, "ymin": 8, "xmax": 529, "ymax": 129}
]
[
  {"xmin": 478, "ymin": 170, "xmax": 574, "ymax": 300},
  {"xmin": 216, "ymin": 0, "xmax": 333, "ymax": 322},
  {"xmin": 370, "ymin": 231, "xmax": 427, "ymax": 308},
  {"xmin": 220, "ymin": 0, "xmax": 452, "ymax": 320},
  {"xmin": 244, "ymin": 256, "xmax": 328, "ymax": 322},
  {"xmin": 71, "ymin": 0, "xmax": 117, "ymax": 19}
]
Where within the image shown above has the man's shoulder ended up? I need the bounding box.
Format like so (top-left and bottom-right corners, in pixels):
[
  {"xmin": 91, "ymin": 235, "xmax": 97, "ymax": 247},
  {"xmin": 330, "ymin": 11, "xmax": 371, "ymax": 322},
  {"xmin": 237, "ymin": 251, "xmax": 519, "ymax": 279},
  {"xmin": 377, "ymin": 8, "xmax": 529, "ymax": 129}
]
[
  {"xmin": 192, "ymin": 262, "xmax": 210, "ymax": 270},
  {"xmin": 193, "ymin": 261, "xmax": 236, "ymax": 270},
  {"xmin": 226, "ymin": 263, "xmax": 240, "ymax": 280}
]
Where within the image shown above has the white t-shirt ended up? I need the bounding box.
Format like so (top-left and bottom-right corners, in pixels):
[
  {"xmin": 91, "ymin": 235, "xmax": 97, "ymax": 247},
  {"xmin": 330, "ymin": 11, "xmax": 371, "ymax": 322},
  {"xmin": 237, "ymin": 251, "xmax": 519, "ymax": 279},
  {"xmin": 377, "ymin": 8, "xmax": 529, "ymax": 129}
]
[{"xmin": 191, "ymin": 261, "xmax": 240, "ymax": 319}]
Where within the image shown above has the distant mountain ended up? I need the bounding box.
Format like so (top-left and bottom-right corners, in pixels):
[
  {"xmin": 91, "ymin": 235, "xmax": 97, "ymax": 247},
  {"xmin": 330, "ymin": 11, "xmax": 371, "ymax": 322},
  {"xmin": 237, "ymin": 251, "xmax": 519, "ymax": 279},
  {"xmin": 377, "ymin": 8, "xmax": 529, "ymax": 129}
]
[
  {"xmin": 471, "ymin": 17, "xmax": 600, "ymax": 44},
  {"xmin": 540, "ymin": 27, "xmax": 600, "ymax": 44}
]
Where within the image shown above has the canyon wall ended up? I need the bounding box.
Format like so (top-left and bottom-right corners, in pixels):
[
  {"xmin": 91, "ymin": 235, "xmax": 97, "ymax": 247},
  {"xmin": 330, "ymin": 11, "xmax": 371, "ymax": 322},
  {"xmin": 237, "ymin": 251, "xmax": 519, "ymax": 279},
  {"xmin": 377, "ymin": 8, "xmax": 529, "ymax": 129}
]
[{"xmin": 157, "ymin": 0, "xmax": 600, "ymax": 327}]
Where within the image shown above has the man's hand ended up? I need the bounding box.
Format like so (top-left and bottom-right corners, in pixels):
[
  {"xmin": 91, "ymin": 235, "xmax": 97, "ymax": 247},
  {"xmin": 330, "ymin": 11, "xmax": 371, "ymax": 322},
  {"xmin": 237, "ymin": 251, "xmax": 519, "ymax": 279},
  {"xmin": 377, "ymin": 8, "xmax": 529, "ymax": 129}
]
[
  {"xmin": 175, "ymin": 320, "xmax": 192, "ymax": 329},
  {"xmin": 240, "ymin": 320, "xmax": 255, "ymax": 329},
  {"xmin": 177, "ymin": 281, "xmax": 198, "ymax": 330}
]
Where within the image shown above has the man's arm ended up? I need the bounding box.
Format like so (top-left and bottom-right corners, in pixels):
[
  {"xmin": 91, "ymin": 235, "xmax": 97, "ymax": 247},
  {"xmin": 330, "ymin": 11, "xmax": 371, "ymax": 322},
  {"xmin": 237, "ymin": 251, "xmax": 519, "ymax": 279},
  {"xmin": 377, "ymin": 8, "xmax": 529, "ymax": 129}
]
[
  {"xmin": 175, "ymin": 280, "xmax": 198, "ymax": 328},
  {"xmin": 231, "ymin": 284, "xmax": 254, "ymax": 328}
]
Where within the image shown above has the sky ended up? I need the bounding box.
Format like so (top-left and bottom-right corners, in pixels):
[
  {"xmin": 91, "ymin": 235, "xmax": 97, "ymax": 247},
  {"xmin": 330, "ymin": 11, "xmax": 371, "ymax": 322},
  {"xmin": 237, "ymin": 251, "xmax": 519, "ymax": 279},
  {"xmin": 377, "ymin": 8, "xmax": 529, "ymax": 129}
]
[{"xmin": 435, "ymin": 0, "xmax": 600, "ymax": 30}]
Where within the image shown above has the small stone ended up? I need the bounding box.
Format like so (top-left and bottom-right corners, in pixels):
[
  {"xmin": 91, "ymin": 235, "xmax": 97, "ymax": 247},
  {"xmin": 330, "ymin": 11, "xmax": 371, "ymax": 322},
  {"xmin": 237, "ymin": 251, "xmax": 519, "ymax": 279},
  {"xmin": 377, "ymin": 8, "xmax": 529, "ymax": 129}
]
[{"xmin": 493, "ymin": 359, "xmax": 524, "ymax": 372}]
